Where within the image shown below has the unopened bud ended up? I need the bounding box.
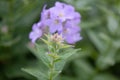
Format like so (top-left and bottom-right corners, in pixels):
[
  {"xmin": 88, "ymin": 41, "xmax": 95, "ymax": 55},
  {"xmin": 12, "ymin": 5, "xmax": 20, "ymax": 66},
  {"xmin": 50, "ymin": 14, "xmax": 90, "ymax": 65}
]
[{"xmin": 51, "ymin": 33, "xmax": 64, "ymax": 43}]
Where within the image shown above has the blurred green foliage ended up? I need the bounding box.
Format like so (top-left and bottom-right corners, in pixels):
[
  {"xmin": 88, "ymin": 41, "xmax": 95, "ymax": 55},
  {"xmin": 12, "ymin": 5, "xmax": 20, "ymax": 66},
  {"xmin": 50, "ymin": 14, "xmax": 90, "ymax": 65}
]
[
  {"xmin": 0, "ymin": 0, "xmax": 120, "ymax": 80},
  {"xmin": 0, "ymin": 0, "xmax": 56, "ymax": 80}
]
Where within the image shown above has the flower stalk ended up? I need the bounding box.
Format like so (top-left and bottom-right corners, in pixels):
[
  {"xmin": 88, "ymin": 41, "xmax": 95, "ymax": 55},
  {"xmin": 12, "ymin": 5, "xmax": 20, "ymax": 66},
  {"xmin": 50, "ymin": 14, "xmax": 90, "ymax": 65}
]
[
  {"xmin": 26, "ymin": 1, "xmax": 82, "ymax": 80},
  {"xmin": 49, "ymin": 58, "xmax": 55, "ymax": 80}
]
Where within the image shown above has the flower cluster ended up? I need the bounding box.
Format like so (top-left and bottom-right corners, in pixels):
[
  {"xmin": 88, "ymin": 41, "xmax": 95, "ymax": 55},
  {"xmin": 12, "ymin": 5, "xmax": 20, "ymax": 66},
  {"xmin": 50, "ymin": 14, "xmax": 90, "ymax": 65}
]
[{"xmin": 29, "ymin": 1, "xmax": 82, "ymax": 44}]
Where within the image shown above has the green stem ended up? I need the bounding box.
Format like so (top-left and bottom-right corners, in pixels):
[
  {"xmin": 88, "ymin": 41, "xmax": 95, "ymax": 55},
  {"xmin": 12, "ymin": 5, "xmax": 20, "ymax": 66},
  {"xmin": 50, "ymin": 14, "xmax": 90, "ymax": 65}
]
[{"xmin": 49, "ymin": 59, "xmax": 55, "ymax": 80}]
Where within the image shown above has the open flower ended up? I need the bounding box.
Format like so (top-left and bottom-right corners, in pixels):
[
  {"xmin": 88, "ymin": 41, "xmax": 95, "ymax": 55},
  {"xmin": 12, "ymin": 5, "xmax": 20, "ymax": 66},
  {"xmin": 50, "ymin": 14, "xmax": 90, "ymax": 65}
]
[
  {"xmin": 64, "ymin": 33, "xmax": 82, "ymax": 44},
  {"xmin": 46, "ymin": 18, "xmax": 63, "ymax": 33},
  {"xmin": 29, "ymin": 1, "xmax": 82, "ymax": 44},
  {"xmin": 49, "ymin": 2, "xmax": 76, "ymax": 22},
  {"xmin": 29, "ymin": 22, "xmax": 43, "ymax": 43}
]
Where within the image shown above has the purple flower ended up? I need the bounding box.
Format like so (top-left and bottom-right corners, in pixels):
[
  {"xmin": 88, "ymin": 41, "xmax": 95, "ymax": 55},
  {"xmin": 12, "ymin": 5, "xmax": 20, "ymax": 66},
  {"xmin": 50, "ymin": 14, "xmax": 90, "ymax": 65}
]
[
  {"xmin": 29, "ymin": 1, "xmax": 82, "ymax": 44},
  {"xmin": 64, "ymin": 20, "xmax": 80, "ymax": 33},
  {"xmin": 49, "ymin": 2, "xmax": 76, "ymax": 22},
  {"xmin": 65, "ymin": 33, "xmax": 82, "ymax": 44},
  {"xmin": 46, "ymin": 18, "xmax": 63, "ymax": 33},
  {"xmin": 62, "ymin": 20, "xmax": 82, "ymax": 44},
  {"xmin": 41, "ymin": 5, "xmax": 50, "ymax": 21},
  {"xmin": 29, "ymin": 22, "xmax": 43, "ymax": 43}
]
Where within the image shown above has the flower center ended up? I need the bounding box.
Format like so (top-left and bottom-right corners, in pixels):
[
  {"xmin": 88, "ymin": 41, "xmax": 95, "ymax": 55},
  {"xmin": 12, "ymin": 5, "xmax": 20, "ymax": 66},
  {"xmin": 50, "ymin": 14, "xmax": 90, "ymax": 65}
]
[
  {"xmin": 54, "ymin": 20, "xmax": 59, "ymax": 24},
  {"xmin": 51, "ymin": 33, "xmax": 63, "ymax": 43},
  {"xmin": 59, "ymin": 13, "xmax": 64, "ymax": 17}
]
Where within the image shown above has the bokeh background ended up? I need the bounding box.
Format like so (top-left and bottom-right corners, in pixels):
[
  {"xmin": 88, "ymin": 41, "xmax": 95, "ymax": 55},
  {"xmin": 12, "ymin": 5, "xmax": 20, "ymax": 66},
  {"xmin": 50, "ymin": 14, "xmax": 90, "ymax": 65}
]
[{"xmin": 0, "ymin": 0, "xmax": 120, "ymax": 80}]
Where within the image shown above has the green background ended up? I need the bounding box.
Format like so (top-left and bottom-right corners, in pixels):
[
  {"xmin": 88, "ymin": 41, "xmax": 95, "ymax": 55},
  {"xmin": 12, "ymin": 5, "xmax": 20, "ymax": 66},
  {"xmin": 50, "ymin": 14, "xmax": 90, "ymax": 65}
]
[{"xmin": 0, "ymin": 0, "xmax": 120, "ymax": 80}]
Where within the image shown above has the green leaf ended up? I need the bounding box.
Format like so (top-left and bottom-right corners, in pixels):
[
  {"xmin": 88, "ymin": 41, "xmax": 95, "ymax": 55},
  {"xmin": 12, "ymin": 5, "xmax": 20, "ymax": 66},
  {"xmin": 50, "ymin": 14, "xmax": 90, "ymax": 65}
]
[
  {"xmin": 22, "ymin": 68, "xmax": 47, "ymax": 80},
  {"xmin": 27, "ymin": 43, "xmax": 51, "ymax": 67},
  {"xmin": 96, "ymin": 45, "xmax": 118, "ymax": 69},
  {"xmin": 60, "ymin": 48, "xmax": 81, "ymax": 60},
  {"xmin": 52, "ymin": 48, "xmax": 81, "ymax": 77},
  {"xmin": 107, "ymin": 14, "xmax": 119, "ymax": 35},
  {"xmin": 87, "ymin": 30, "xmax": 106, "ymax": 53},
  {"xmin": 54, "ymin": 60, "xmax": 66, "ymax": 72},
  {"xmin": 35, "ymin": 44, "xmax": 51, "ymax": 67},
  {"xmin": 22, "ymin": 62, "xmax": 49, "ymax": 80},
  {"xmin": 74, "ymin": 59, "xmax": 95, "ymax": 80}
]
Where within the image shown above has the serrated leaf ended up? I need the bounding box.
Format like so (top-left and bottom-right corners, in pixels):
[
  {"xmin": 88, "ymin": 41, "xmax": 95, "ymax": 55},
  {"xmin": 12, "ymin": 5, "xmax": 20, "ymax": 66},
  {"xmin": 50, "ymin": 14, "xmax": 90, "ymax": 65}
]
[
  {"xmin": 53, "ymin": 48, "xmax": 80, "ymax": 75},
  {"xmin": 22, "ymin": 60, "xmax": 49, "ymax": 80},
  {"xmin": 27, "ymin": 43, "xmax": 51, "ymax": 67},
  {"xmin": 55, "ymin": 60, "xmax": 66, "ymax": 71},
  {"xmin": 35, "ymin": 44, "xmax": 51, "ymax": 67},
  {"xmin": 22, "ymin": 68, "xmax": 47, "ymax": 80},
  {"xmin": 60, "ymin": 48, "xmax": 80, "ymax": 60}
]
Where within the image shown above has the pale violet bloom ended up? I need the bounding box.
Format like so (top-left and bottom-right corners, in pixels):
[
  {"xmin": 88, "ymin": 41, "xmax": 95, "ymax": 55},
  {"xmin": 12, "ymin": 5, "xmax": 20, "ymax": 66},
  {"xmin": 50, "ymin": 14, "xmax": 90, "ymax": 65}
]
[
  {"xmin": 29, "ymin": 22, "xmax": 43, "ymax": 43},
  {"xmin": 49, "ymin": 2, "xmax": 76, "ymax": 22},
  {"xmin": 65, "ymin": 33, "xmax": 82, "ymax": 44},
  {"xmin": 29, "ymin": 1, "xmax": 82, "ymax": 44},
  {"xmin": 46, "ymin": 18, "xmax": 63, "ymax": 33}
]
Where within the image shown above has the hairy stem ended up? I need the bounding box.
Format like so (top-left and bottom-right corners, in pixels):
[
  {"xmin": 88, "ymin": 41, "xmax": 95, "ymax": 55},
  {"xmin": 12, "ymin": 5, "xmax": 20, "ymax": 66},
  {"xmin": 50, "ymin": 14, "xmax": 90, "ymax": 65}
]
[{"xmin": 49, "ymin": 59, "xmax": 55, "ymax": 80}]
